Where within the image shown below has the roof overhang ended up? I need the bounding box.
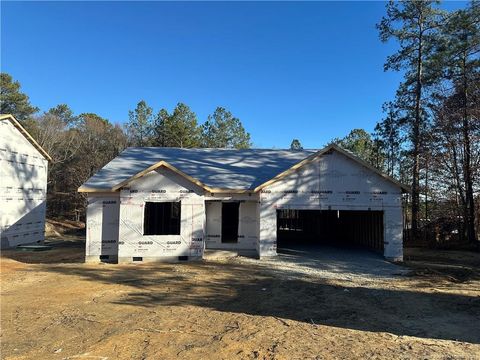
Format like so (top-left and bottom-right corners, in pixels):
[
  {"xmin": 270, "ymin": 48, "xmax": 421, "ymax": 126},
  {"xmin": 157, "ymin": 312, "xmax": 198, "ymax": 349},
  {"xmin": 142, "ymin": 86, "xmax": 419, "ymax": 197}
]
[{"xmin": 0, "ymin": 114, "xmax": 53, "ymax": 161}]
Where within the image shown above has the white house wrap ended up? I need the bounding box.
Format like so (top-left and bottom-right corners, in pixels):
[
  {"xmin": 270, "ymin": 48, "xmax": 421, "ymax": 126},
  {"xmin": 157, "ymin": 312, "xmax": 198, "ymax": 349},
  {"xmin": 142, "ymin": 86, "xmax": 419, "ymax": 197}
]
[
  {"xmin": 0, "ymin": 114, "xmax": 51, "ymax": 249},
  {"xmin": 80, "ymin": 144, "xmax": 407, "ymax": 263}
]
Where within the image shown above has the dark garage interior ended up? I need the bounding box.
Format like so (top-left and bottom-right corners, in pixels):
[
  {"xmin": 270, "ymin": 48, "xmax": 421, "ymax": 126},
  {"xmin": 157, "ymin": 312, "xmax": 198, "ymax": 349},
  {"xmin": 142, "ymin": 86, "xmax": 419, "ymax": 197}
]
[{"xmin": 277, "ymin": 209, "xmax": 384, "ymax": 252}]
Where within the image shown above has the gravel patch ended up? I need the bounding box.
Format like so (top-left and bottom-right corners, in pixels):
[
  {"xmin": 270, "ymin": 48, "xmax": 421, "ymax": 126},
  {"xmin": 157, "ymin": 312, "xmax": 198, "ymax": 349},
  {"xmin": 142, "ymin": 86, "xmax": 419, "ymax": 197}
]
[{"xmin": 232, "ymin": 245, "xmax": 410, "ymax": 282}]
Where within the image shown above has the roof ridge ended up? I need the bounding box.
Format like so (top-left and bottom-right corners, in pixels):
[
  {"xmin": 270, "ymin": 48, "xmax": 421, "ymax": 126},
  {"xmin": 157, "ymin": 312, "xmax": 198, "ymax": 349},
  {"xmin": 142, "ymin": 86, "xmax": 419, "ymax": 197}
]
[{"xmin": 124, "ymin": 147, "xmax": 319, "ymax": 151}]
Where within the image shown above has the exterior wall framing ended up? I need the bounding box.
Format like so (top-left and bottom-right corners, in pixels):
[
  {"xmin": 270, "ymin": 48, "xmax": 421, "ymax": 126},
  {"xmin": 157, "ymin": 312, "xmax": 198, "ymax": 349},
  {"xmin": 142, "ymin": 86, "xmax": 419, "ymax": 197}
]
[
  {"xmin": 87, "ymin": 167, "xmax": 206, "ymax": 263},
  {"xmin": 258, "ymin": 150, "xmax": 404, "ymax": 261}
]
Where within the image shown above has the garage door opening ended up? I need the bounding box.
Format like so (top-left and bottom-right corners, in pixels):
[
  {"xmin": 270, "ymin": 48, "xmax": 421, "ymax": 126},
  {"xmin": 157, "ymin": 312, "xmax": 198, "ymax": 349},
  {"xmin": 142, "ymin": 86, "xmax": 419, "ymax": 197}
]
[{"xmin": 277, "ymin": 210, "xmax": 384, "ymax": 252}]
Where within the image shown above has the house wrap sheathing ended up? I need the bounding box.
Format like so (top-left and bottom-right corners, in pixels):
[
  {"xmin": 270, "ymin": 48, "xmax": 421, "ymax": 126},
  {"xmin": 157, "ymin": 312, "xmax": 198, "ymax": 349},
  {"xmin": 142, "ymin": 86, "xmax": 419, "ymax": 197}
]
[
  {"xmin": 0, "ymin": 114, "xmax": 51, "ymax": 249},
  {"xmin": 79, "ymin": 144, "xmax": 407, "ymax": 263}
]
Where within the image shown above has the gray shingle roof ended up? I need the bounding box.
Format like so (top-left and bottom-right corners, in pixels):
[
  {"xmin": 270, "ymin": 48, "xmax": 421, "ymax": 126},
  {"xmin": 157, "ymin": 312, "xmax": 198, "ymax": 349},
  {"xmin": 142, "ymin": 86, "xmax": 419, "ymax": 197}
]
[{"xmin": 79, "ymin": 147, "xmax": 317, "ymax": 191}]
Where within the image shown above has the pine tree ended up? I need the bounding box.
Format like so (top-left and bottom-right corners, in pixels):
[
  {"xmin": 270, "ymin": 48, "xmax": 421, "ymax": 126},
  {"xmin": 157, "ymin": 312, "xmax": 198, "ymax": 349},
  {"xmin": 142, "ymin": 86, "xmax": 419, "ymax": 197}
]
[
  {"xmin": 375, "ymin": 102, "xmax": 404, "ymax": 178},
  {"xmin": 433, "ymin": 1, "xmax": 480, "ymax": 243},
  {"xmin": 290, "ymin": 139, "xmax": 303, "ymax": 150},
  {"xmin": 154, "ymin": 103, "xmax": 201, "ymax": 148},
  {"xmin": 201, "ymin": 107, "xmax": 251, "ymax": 149},
  {"xmin": 0, "ymin": 73, "xmax": 38, "ymax": 121},
  {"xmin": 377, "ymin": 0, "xmax": 444, "ymax": 238},
  {"xmin": 126, "ymin": 100, "xmax": 154, "ymax": 146}
]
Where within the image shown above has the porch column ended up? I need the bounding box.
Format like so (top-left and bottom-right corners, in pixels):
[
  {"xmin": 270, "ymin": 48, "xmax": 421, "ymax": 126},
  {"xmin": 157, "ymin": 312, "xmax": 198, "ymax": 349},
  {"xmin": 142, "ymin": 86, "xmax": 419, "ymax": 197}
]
[{"xmin": 258, "ymin": 203, "xmax": 277, "ymax": 257}]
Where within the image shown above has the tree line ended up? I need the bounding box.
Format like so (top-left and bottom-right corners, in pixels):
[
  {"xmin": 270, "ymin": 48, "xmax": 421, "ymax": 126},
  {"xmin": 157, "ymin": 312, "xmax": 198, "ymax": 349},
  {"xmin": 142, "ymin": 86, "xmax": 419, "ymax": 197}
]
[
  {"xmin": 291, "ymin": 1, "xmax": 479, "ymax": 246},
  {"xmin": 376, "ymin": 0, "xmax": 479, "ymax": 246},
  {"xmin": 0, "ymin": 72, "xmax": 251, "ymax": 219},
  {"xmin": 319, "ymin": 1, "xmax": 479, "ymax": 246},
  {"xmin": 125, "ymin": 100, "xmax": 251, "ymax": 148}
]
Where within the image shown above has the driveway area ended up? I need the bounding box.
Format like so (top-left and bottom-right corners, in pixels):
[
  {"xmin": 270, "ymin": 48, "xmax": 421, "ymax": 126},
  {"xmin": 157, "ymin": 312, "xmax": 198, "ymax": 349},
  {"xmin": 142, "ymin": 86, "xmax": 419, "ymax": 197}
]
[{"xmin": 236, "ymin": 245, "xmax": 409, "ymax": 282}]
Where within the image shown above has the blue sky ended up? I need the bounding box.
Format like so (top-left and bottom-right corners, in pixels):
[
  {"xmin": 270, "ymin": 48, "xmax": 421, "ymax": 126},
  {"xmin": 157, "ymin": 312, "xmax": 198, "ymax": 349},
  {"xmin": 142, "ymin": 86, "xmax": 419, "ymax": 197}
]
[{"xmin": 0, "ymin": 1, "xmax": 464, "ymax": 148}]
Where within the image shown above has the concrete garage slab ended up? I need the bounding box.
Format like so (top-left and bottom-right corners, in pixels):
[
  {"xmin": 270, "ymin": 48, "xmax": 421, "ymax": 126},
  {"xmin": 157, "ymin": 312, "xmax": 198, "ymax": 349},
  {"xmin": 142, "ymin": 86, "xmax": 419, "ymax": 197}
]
[{"xmin": 237, "ymin": 245, "xmax": 410, "ymax": 282}]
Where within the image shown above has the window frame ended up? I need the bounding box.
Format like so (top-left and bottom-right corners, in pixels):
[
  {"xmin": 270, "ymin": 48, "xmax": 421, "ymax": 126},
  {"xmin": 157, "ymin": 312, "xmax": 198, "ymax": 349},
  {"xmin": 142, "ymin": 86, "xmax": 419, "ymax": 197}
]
[{"xmin": 143, "ymin": 201, "xmax": 181, "ymax": 236}]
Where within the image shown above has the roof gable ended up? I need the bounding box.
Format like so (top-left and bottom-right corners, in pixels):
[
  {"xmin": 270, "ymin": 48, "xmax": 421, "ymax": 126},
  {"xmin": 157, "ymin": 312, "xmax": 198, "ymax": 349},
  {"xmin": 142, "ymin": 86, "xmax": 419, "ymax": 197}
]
[
  {"xmin": 254, "ymin": 144, "xmax": 409, "ymax": 192},
  {"xmin": 0, "ymin": 114, "xmax": 52, "ymax": 161}
]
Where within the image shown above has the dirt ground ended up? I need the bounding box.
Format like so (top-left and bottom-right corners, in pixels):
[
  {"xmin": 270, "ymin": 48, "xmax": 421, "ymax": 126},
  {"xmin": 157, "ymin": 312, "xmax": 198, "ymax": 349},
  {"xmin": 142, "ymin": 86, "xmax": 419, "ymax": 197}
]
[{"xmin": 1, "ymin": 238, "xmax": 480, "ymax": 360}]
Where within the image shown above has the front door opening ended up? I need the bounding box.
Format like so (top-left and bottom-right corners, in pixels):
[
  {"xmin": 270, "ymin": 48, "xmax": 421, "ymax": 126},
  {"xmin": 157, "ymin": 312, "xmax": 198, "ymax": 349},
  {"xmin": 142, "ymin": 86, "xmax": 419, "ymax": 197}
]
[{"xmin": 222, "ymin": 202, "xmax": 239, "ymax": 243}]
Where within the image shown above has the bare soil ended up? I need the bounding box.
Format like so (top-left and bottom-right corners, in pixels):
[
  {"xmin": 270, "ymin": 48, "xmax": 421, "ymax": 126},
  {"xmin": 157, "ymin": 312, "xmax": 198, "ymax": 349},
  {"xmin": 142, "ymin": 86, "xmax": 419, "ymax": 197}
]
[{"xmin": 1, "ymin": 238, "xmax": 479, "ymax": 360}]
